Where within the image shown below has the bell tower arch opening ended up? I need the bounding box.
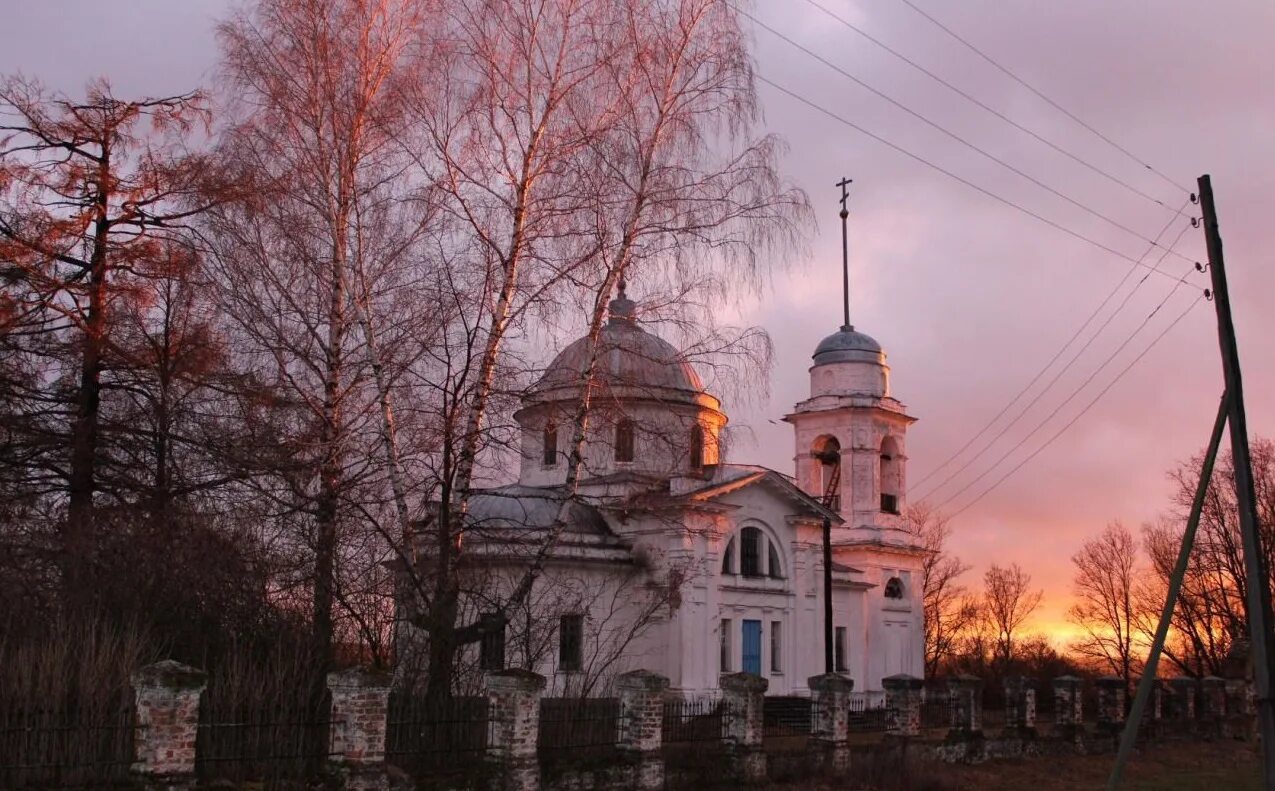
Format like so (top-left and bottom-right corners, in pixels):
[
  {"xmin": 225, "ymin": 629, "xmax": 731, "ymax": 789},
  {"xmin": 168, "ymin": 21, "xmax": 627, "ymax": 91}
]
[
  {"xmin": 880, "ymin": 435, "xmax": 902, "ymax": 515},
  {"xmin": 812, "ymin": 435, "xmax": 841, "ymax": 511}
]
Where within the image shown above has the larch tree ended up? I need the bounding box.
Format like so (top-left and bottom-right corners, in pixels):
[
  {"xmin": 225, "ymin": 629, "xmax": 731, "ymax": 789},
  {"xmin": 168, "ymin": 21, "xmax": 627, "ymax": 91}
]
[{"xmin": 0, "ymin": 77, "xmax": 213, "ymax": 600}]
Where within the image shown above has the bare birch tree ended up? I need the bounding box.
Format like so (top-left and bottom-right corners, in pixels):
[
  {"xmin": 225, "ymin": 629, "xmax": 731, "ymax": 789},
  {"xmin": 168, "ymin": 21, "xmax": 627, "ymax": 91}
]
[
  {"xmin": 1068, "ymin": 522, "xmax": 1143, "ymax": 683},
  {"xmin": 983, "ymin": 562, "xmax": 1042, "ymax": 672},
  {"xmin": 905, "ymin": 504, "xmax": 978, "ymax": 676}
]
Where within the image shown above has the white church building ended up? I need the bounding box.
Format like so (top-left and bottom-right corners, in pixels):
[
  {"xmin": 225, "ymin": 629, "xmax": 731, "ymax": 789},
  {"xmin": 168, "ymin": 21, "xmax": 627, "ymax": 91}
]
[{"xmin": 402, "ymin": 284, "xmax": 925, "ymax": 697}]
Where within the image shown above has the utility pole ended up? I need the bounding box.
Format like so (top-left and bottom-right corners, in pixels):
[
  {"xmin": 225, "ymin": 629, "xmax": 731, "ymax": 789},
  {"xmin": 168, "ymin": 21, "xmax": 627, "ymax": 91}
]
[{"xmin": 1198, "ymin": 174, "xmax": 1275, "ymax": 788}]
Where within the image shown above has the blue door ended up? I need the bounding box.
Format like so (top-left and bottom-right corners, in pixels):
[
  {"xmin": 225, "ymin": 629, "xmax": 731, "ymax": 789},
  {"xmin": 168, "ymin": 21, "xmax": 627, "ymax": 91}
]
[{"xmin": 741, "ymin": 620, "xmax": 762, "ymax": 675}]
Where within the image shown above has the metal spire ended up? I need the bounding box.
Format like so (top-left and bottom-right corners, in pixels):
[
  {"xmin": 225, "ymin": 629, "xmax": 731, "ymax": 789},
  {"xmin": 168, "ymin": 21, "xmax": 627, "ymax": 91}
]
[{"xmin": 836, "ymin": 177, "xmax": 853, "ymax": 330}]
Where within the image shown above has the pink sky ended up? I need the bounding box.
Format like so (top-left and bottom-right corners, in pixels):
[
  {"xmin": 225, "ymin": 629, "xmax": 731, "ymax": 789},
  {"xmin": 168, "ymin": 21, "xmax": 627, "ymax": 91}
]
[{"xmin": 5, "ymin": 1, "xmax": 1273, "ymax": 639}]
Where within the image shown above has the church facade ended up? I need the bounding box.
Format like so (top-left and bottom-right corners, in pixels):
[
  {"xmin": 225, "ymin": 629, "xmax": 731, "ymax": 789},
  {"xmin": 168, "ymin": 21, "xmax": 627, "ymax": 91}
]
[{"xmin": 400, "ymin": 288, "xmax": 925, "ymax": 697}]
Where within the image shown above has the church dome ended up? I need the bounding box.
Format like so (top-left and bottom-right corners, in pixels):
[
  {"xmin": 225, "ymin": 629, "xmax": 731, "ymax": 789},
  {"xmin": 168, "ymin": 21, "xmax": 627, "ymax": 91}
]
[
  {"xmin": 533, "ymin": 289, "xmax": 706, "ymax": 401},
  {"xmin": 812, "ymin": 324, "xmax": 884, "ymax": 366}
]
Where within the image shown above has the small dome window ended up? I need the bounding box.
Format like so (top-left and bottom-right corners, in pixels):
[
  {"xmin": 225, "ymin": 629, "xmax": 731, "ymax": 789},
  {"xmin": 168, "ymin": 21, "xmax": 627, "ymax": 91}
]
[
  {"xmin": 884, "ymin": 576, "xmax": 904, "ymax": 599},
  {"xmin": 615, "ymin": 419, "xmax": 635, "ymax": 463},
  {"xmin": 690, "ymin": 424, "xmax": 705, "ymax": 470},
  {"xmin": 542, "ymin": 421, "xmax": 558, "ymax": 467}
]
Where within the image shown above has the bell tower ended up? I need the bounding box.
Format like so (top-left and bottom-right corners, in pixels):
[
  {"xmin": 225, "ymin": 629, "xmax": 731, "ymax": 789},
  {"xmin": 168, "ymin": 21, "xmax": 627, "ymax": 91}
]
[{"xmin": 782, "ymin": 178, "xmax": 916, "ymax": 543}]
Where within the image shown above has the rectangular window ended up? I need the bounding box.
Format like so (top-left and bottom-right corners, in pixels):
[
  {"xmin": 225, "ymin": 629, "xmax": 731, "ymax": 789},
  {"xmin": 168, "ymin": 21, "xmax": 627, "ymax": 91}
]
[
  {"xmin": 480, "ymin": 613, "xmax": 505, "ymax": 671},
  {"xmin": 881, "ymin": 493, "xmax": 899, "ymax": 514},
  {"xmin": 559, "ymin": 614, "xmax": 583, "ymax": 672},
  {"xmin": 720, "ymin": 618, "xmax": 732, "ymax": 673},
  {"xmin": 542, "ymin": 423, "xmax": 558, "ymax": 467},
  {"xmin": 834, "ymin": 626, "xmax": 847, "ymax": 672},
  {"xmin": 740, "ymin": 529, "xmax": 761, "ymax": 577},
  {"xmin": 770, "ymin": 621, "xmax": 782, "ymax": 673},
  {"xmin": 615, "ymin": 420, "xmax": 635, "ymax": 462}
]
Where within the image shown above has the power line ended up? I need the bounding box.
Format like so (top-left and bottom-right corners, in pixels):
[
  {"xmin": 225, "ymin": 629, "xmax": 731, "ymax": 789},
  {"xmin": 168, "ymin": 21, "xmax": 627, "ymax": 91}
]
[
  {"xmin": 930, "ymin": 271, "xmax": 1203, "ymax": 516},
  {"xmin": 753, "ymin": 73, "xmax": 1194, "ymax": 285},
  {"xmin": 799, "ymin": 0, "xmax": 1176, "ymax": 209},
  {"xmin": 894, "ymin": 0, "xmax": 1192, "ymax": 195},
  {"xmin": 737, "ymin": 6, "xmax": 1196, "ymax": 268},
  {"xmin": 909, "ymin": 201, "xmax": 1192, "ymax": 494},
  {"xmin": 944, "ymin": 292, "xmax": 1203, "ymax": 519}
]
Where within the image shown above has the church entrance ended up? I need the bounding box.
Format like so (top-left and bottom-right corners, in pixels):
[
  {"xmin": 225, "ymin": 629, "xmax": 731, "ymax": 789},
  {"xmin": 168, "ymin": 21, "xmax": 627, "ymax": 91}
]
[{"xmin": 741, "ymin": 620, "xmax": 762, "ymax": 675}]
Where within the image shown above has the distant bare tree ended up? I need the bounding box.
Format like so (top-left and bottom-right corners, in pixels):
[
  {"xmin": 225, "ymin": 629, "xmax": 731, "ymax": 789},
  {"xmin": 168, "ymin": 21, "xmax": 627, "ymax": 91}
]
[
  {"xmin": 905, "ymin": 504, "xmax": 977, "ymax": 677},
  {"xmin": 1068, "ymin": 522, "xmax": 1143, "ymax": 683},
  {"xmin": 982, "ymin": 562, "xmax": 1042, "ymax": 671}
]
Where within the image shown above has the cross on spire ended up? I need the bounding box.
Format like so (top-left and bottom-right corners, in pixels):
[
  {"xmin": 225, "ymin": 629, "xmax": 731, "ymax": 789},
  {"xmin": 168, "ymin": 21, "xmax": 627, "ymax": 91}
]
[{"xmin": 836, "ymin": 177, "xmax": 853, "ymax": 330}]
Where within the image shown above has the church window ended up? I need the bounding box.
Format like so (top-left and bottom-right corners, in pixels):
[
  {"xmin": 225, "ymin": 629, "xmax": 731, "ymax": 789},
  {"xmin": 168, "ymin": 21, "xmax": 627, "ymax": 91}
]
[
  {"xmin": 615, "ymin": 419, "xmax": 635, "ymax": 462},
  {"xmin": 559, "ymin": 614, "xmax": 583, "ymax": 672},
  {"xmin": 690, "ymin": 424, "xmax": 705, "ymax": 469},
  {"xmin": 720, "ymin": 618, "xmax": 732, "ymax": 672},
  {"xmin": 770, "ymin": 621, "xmax": 783, "ymax": 673},
  {"xmin": 767, "ymin": 541, "xmax": 782, "ymax": 579},
  {"xmin": 834, "ymin": 626, "xmax": 847, "ymax": 672},
  {"xmin": 479, "ymin": 613, "xmax": 505, "ymax": 671},
  {"xmin": 721, "ymin": 538, "xmax": 735, "ymax": 575},
  {"xmin": 740, "ymin": 527, "xmax": 762, "ymax": 577},
  {"xmin": 884, "ymin": 576, "xmax": 904, "ymax": 599},
  {"xmin": 880, "ymin": 436, "xmax": 901, "ymax": 514},
  {"xmin": 542, "ymin": 421, "xmax": 558, "ymax": 467}
]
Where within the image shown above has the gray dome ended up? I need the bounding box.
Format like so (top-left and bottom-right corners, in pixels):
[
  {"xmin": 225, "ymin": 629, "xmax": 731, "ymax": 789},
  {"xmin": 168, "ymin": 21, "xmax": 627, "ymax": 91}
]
[
  {"xmin": 812, "ymin": 324, "xmax": 884, "ymax": 366},
  {"xmin": 533, "ymin": 292, "xmax": 704, "ymax": 398}
]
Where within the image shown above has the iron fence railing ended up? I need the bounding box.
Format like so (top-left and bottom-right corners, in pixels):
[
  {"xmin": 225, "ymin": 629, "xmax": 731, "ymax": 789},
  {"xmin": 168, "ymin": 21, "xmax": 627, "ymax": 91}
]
[
  {"xmin": 194, "ymin": 691, "xmax": 335, "ymax": 784},
  {"xmin": 662, "ymin": 697, "xmax": 727, "ymax": 744},
  {"xmin": 386, "ymin": 693, "xmax": 488, "ymax": 781},
  {"xmin": 0, "ymin": 704, "xmax": 135, "ymax": 788},
  {"xmin": 848, "ymin": 691, "xmax": 891, "ymax": 732}
]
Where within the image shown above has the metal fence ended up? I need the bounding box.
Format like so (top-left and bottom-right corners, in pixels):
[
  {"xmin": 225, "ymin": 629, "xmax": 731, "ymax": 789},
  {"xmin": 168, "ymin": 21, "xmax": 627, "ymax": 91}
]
[
  {"xmin": 537, "ymin": 697, "xmax": 620, "ymax": 774},
  {"xmin": 386, "ymin": 692, "xmax": 488, "ymax": 784},
  {"xmin": 762, "ymin": 696, "xmax": 813, "ymax": 739},
  {"xmin": 194, "ymin": 691, "xmax": 335, "ymax": 784},
  {"xmin": 848, "ymin": 691, "xmax": 892, "ymax": 732},
  {"xmin": 0, "ymin": 704, "xmax": 135, "ymax": 788},
  {"xmin": 662, "ymin": 697, "xmax": 727, "ymax": 744}
]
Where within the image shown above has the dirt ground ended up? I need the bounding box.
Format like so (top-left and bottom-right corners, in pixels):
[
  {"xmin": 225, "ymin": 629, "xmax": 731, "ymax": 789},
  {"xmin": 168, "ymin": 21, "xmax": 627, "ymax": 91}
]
[{"xmin": 772, "ymin": 739, "xmax": 1263, "ymax": 790}]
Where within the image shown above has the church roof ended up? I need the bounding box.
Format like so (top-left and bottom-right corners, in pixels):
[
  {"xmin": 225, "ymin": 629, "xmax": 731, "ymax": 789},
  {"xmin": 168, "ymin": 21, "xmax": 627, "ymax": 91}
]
[
  {"xmin": 529, "ymin": 287, "xmax": 710, "ymax": 406},
  {"xmin": 672, "ymin": 464, "xmax": 844, "ymax": 523},
  {"xmin": 465, "ymin": 485, "xmax": 612, "ymax": 535},
  {"xmin": 812, "ymin": 324, "xmax": 884, "ymax": 366}
]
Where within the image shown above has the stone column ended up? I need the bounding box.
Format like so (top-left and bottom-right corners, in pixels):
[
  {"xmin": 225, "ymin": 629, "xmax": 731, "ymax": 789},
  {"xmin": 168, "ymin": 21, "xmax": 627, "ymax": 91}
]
[
  {"xmin": 946, "ymin": 675, "xmax": 983, "ymax": 738},
  {"xmin": 1052, "ymin": 676, "xmax": 1084, "ymax": 743},
  {"xmin": 1003, "ymin": 677, "xmax": 1036, "ymax": 736},
  {"xmin": 882, "ymin": 674, "xmax": 923, "ymax": 738},
  {"xmin": 807, "ymin": 673, "xmax": 853, "ymax": 773},
  {"xmin": 616, "ymin": 670, "xmax": 669, "ymax": 791},
  {"xmin": 487, "ymin": 669, "xmax": 547, "ymax": 791},
  {"xmin": 720, "ymin": 672, "xmax": 767, "ymax": 783},
  {"xmin": 1201, "ymin": 676, "xmax": 1226, "ymax": 737},
  {"xmin": 130, "ymin": 660, "xmax": 207, "ymax": 788},
  {"xmin": 1095, "ymin": 677, "xmax": 1126, "ymax": 736},
  {"xmin": 327, "ymin": 667, "xmax": 393, "ymax": 791}
]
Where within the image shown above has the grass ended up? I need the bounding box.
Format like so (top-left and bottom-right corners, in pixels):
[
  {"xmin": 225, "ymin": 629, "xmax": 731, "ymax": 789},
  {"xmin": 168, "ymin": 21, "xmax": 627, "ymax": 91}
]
[{"xmin": 927, "ymin": 740, "xmax": 1261, "ymax": 791}]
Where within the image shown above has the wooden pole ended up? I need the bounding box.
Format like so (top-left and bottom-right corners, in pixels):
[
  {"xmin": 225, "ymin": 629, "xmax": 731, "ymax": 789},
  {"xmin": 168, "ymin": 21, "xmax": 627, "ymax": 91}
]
[
  {"xmin": 1198, "ymin": 174, "xmax": 1275, "ymax": 788},
  {"xmin": 1108, "ymin": 392, "xmax": 1228, "ymax": 788}
]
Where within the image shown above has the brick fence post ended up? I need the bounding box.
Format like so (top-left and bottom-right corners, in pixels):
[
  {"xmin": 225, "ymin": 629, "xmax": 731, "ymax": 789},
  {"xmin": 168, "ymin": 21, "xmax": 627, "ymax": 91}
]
[
  {"xmin": 882, "ymin": 674, "xmax": 923, "ymax": 738},
  {"xmin": 616, "ymin": 670, "xmax": 669, "ymax": 791},
  {"xmin": 487, "ymin": 669, "xmax": 546, "ymax": 791},
  {"xmin": 1003, "ymin": 677, "xmax": 1036, "ymax": 736},
  {"xmin": 1224, "ymin": 678, "xmax": 1255, "ymax": 740},
  {"xmin": 720, "ymin": 672, "xmax": 767, "ymax": 783},
  {"xmin": 1095, "ymin": 677, "xmax": 1126, "ymax": 737},
  {"xmin": 807, "ymin": 673, "xmax": 852, "ymax": 773},
  {"xmin": 1052, "ymin": 676, "xmax": 1084, "ymax": 744},
  {"xmin": 327, "ymin": 667, "xmax": 393, "ymax": 791},
  {"xmin": 947, "ymin": 675, "xmax": 983, "ymax": 738},
  {"xmin": 130, "ymin": 660, "xmax": 207, "ymax": 788}
]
